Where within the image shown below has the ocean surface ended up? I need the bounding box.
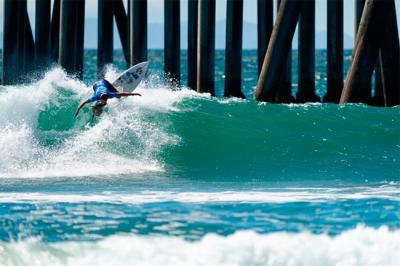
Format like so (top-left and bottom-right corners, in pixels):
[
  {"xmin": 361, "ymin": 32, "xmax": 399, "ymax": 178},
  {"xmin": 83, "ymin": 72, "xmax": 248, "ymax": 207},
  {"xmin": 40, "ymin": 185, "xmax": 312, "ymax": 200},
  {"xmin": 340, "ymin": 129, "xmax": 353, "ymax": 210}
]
[{"xmin": 0, "ymin": 50, "xmax": 399, "ymax": 266}]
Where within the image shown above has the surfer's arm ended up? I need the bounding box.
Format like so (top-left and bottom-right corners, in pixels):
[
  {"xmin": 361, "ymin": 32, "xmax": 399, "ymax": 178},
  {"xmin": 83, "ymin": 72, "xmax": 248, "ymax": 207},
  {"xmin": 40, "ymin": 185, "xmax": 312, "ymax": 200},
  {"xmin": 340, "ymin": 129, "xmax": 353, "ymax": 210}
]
[
  {"xmin": 75, "ymin": 99, "xmax": 89, "ymax": 117},
  {"xmin": 117, "ymin": 92, "xmax": 142, "ymax": 97}
]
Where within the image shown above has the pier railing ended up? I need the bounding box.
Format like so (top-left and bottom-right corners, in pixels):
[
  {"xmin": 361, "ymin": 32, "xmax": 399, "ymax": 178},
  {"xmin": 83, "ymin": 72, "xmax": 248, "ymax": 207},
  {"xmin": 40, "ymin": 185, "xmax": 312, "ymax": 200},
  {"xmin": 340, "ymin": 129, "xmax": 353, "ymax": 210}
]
[{"xmin": 1, "ymin": 0, "xmax": 399, "ymax": 106}]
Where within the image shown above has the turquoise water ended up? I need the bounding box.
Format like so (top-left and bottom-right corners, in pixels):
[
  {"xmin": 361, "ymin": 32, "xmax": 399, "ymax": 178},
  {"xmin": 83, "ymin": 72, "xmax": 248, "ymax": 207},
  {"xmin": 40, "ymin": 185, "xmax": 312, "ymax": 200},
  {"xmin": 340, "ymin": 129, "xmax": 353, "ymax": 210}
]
[{"xmin": 0, "ymin": 50, "xmax": 399, "ymax": 265}]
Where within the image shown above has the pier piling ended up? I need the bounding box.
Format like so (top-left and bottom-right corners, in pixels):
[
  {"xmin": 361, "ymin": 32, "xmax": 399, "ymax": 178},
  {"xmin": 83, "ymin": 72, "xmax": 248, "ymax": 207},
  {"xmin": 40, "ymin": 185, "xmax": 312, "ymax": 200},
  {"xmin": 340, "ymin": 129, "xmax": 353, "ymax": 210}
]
[
  {"xmin": 188, "ymin": 0, "xmax": 198, "ymax": 90},
  {"xmin": 164, "ymin": 0, "xmax": 181, "ymax": 85},
  {"xmin": 59, "ymin": 0, "xmax": 75, "ymax": 74},
  {"xmin": 373, "ymin": 60, "xmax": 384, "ymax": 105},
  {"xmin": 378, "ymin": 0, "xmax": 399, "ymax": 107},
  {"xmin": 275, "ymin": 0, "xmax": 293, "ymax": 103},
  {"xmin": 35, "ymin": 0, "xmax": 51, "ymax": 69},
  {"xmin": 50, "ymin": 0, "xmax": 60, "ymax": 62},
  {"xmin": 98, "ymin": 0, "xmax": 114, "ymax": 77},
  {"xmin": 75, "ymin": 0, "xmax": 85, "ymax": 79},
  {"xmin": 275, "ymin": 55, "xmax": 293, "ymax": 103},
  {"xmin": 355, "ymin": 0, "xmax": 365, "ymax": 34},
  {"xmin": 76, "ymin": 0, "xmax": 85, "ymax": 78},
  {"xmin": 354, "ymin": 0, "xmax": 373, "ymax": 102},
  {"xmin": 324, "ymin": 0, "xmax": 343, "ymax": 103},
  {"xmin": 16, "ymin": 0, "xmax": 29, "ymax": 76},
  {"xmin": 255, "ymin": 0, "xmax": 301, "ymax": 102},
  {"xmin": 59, "ymin": 0, "xmax": 85, "ymax": 78},
  {"xmin": 25, "ymin": 11, "xmax": 35, "ymax": 74},
  {"xmin": 129, "ymin": 0, "xmax": 148, "ymax": 66},
  {"xmin": 297, "ymin": 0, "xmax": 319, "ymax": 103},
  {"xmin": 197, "ymin": 0, "xmax": 216, "ymax": 95},
  {"xmin": 224, "ymin": 0, "xmax": 245, "ymax": 98},
  {"xmin": 114, "ymin": 0, "xmax": 129, "ymax": 64},
  {"xmin": 257, "ymin": 0, "xmax": 273, "ymax": 76},
  {"xmin": 2, "ymin": 0, "xmax": 28, "ymax": 84},
  {"xmin": 340, "ymin": 0, "xmax": 391, "ymax": 104}
]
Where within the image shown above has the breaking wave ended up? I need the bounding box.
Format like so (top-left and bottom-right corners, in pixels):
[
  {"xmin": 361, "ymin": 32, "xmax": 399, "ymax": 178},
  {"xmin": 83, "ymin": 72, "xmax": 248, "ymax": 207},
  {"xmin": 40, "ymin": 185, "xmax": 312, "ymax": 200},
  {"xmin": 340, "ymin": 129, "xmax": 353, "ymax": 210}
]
[
  {"xmin": 0, "ymin": 226, "xmax": 399, "ymax": 266},
  {"xmin": 0, "ymin": 68, "xmax": 398, "ymax": 180}
]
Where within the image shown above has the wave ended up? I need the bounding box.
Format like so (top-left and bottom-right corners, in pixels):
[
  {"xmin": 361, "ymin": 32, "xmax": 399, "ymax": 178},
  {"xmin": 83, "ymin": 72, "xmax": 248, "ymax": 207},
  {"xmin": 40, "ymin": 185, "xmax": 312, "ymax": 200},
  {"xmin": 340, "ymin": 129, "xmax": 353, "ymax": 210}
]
[
  {"xmin": 0, "ymin": 184, "xmax": 399, "ymax": 204},
  {"xmin": 0, "ymin": 68, "xmax": 399, "ymax": 180},
  {"xmin": 0, "ymin": 68, "xmax": 186, "ymax": 178},
  {"xmin": 0, "ymin": 226, "xmax": 399, "ymax": 266}
]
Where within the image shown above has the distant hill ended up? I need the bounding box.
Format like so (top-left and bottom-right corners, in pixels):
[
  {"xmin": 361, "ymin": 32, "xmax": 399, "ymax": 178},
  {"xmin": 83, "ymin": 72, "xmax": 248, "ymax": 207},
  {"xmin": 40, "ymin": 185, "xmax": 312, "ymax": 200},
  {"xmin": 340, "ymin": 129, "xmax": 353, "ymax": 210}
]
[
  {"xmin": 0, "ymin": 19, "xmax": 354, "ymax": 50},
  {"xmin": 292, "ymin": 30, "xmax": 354, "ymax": 50},
  {"xmin": 87, "ymin": 19, "xmax": 354, "ymax": 49}
]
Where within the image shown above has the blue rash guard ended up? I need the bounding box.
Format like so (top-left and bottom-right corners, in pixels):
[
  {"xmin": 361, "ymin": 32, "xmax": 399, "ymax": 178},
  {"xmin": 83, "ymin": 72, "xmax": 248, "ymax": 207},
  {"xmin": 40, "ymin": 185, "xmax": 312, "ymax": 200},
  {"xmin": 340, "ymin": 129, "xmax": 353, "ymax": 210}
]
[{"xmin": 88, "ymin": 80, "xmax": 120, "ymax": 103}]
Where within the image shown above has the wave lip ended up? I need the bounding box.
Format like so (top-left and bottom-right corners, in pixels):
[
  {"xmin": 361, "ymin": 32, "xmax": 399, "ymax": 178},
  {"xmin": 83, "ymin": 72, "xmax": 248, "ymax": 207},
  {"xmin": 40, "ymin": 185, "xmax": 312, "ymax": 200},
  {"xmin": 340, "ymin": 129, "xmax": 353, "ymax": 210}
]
[{"xmin": 0, "ymin": 226, "xmax": 399, "ymax": 266}]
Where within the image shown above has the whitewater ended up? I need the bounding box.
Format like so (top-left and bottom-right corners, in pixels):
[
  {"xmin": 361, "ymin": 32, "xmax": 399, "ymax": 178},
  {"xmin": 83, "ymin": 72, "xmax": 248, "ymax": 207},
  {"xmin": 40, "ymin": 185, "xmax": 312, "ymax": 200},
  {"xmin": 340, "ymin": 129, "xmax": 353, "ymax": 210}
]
[{"xmin": 0, "ymin": 50, "xmax": 399, "ymax": 266}]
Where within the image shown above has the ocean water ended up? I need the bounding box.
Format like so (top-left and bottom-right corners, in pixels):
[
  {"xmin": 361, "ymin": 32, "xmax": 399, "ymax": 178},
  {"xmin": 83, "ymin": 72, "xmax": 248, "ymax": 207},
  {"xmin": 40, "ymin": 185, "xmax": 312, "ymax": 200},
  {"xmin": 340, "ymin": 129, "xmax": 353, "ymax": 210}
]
[{"xmin": 0, "ymin": 50, "xmax": 399, "ymax": 266}]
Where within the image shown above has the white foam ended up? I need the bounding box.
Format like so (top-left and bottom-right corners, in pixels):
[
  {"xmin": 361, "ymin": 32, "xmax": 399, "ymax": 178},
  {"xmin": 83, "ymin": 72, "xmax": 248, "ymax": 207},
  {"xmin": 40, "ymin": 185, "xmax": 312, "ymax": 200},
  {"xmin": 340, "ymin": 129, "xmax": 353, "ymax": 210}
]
[
  {"xmin": 0, "ymin": 226, "xmax": 399, "ymax": 266},
  {"xmin": 131, "ymin": 87, "xmax": 203, "ymax": 112},
  {"xmin": 0, "ymin": 125, "xmax": 39, "ymax": 172},
  {"xmin": 0, "ymin": 185, "xmax": 398, "ymax": 204},
  {"xmin": 0, "ymin": 69, "xmax": 88, "ymax": 177}
]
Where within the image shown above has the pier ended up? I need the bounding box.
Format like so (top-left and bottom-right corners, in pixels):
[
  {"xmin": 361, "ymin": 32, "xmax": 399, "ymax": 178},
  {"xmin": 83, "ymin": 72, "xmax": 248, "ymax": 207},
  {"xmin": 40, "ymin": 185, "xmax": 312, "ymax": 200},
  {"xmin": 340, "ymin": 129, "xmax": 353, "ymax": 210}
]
[{"xmin": 1, "ymin": 0, "xmax": 399, "ymax": 106}]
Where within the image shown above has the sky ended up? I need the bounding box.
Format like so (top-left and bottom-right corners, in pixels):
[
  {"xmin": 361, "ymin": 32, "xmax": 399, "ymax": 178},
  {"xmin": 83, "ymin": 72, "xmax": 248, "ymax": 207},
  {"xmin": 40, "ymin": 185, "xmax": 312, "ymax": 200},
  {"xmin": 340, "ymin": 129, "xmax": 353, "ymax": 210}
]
[
  {"xmin": 0, "ymin": 0, "xmax": 399, "ymax": 46},
  {"xmin": 0, "ymin": 0, "xmax": 356, "ymax": 36}
]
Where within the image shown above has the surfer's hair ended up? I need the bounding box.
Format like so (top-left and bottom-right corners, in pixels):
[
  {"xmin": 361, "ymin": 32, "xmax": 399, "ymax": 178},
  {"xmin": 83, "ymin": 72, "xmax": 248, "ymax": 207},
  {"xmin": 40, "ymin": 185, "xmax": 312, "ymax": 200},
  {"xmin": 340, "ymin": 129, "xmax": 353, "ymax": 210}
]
[{"xmin": 100, "ymin": 94, "xmax": 108, "ymax": 100}]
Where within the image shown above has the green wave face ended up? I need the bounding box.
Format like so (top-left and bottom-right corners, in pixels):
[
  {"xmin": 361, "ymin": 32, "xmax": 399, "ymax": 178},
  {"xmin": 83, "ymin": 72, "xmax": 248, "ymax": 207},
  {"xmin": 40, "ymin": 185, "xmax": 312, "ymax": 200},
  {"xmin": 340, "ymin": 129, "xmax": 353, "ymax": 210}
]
[
  {"xmin": 0, "ymin": 68, "xmax": 399, "ymax": 181},
  {"xmin": 163, "ymin": 99, "xmax": 400, "ymax": 181}
]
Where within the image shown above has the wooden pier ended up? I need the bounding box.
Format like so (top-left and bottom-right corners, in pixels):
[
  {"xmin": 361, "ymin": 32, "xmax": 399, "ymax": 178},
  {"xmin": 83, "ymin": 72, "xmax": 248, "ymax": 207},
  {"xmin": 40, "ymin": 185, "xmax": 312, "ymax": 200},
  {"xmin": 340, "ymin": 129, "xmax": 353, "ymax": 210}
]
[
  {"xmin": 324, "ymin": 0, "xmax": 343, "ymax": 103},
  {"xmin": 1, "ymin": 0, "xmax": 398, "ymax": 106},
  {"xmin": 164, "ymin": 0, "xmax": 180, "ymax": 85}
]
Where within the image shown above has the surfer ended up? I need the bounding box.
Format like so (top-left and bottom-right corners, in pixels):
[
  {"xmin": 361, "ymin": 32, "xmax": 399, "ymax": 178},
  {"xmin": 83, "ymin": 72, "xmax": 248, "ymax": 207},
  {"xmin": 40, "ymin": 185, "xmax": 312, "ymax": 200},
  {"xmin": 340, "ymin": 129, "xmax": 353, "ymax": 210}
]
[{"xmin": 74, "ymin": 79, "xmax": 141, "ymax": 118}]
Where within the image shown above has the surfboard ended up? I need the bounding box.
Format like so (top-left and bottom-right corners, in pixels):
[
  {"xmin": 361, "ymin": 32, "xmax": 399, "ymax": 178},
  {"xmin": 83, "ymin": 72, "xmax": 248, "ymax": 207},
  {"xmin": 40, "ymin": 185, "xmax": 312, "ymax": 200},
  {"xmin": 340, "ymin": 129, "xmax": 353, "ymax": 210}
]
[{"xmin": 110, "ymin": 61, "xmax": 148, "ymax": 92}]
